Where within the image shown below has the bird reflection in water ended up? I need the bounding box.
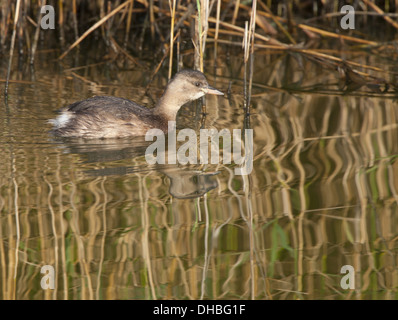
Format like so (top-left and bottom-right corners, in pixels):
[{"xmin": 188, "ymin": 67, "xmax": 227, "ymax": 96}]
[{"xmin": 54, "ymin": 136, "xmax": 219, "ymax": 199}]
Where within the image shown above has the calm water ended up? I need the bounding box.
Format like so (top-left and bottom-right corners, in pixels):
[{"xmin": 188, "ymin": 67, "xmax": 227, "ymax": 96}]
[{"xmin": 1, "ymin": 45, "xmax": 398, "ymax": 299}]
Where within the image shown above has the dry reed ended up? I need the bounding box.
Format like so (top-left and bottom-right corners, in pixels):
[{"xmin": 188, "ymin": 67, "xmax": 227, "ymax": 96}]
[{"xmin": 2, "ymin": 0, "xmax": 398, "ymax": 95}]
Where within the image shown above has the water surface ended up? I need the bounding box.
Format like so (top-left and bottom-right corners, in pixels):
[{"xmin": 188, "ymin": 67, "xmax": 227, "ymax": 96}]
[{"xmin": 1, "ymin": 45, "xmax": 398, "ymax": 299}]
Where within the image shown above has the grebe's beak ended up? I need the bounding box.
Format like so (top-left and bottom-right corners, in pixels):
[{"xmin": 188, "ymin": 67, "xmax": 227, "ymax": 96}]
[{"xmin": 203, "ymin": 85, "xmax": 224, "ymax": 95}]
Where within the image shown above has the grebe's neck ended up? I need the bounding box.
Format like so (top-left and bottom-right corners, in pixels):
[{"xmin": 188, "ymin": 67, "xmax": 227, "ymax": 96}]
[
  {"xmin": 152, "ymin": 81, "xmax": 195, "ymax": 122},
  {"xmin": 152, "ymin": 92, "xmax": 181, "ymax": 122}
]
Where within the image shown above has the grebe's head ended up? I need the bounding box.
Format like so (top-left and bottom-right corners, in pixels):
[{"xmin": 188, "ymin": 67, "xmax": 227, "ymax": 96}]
[
  {"xmin": 164, "ymin": 69, "xmax": 223, "ymax": 105},
  {"xmin": 155, "ymin": 69, "xmax": 223, "ymax": 121}
]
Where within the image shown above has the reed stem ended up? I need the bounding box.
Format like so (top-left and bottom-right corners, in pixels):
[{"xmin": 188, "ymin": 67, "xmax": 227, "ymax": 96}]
[{"xmin": 5, "ymin": 0, "xmax": 21, "ymax": 98}]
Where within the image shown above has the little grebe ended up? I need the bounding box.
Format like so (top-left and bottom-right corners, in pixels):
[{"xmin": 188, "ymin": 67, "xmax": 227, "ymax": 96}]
[{"xmin": 49, "ymin": 69, "xmax": 223, "ymax": 138}]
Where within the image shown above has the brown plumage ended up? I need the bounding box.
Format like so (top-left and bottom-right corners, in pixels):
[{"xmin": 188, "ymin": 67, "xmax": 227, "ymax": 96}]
[{"xmin": 49, "ymin": 69, "xmax": 223, "ymax": 138}]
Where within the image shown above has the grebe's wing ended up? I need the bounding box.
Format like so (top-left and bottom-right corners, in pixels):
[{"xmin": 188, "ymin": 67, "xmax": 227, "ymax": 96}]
[{"xmin": 63, "ymin": 96, "xmax": 151, "ymax": 121}]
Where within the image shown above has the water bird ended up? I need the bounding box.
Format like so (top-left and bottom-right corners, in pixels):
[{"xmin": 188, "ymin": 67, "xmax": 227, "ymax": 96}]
[{"xmin": 50, "ymin": 69, "xmax": 223, "ymax": 139}]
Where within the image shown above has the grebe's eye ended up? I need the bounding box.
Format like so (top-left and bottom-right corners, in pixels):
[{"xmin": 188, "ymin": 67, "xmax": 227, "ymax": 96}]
[{"xmin": 195, "ymin": 82, "xmax": 200, "ymax": 87}]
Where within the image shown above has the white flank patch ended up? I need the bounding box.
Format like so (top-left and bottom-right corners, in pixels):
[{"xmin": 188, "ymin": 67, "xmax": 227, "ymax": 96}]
[{"xmin": 48, "ymin": 112, "xmax": 71, "ymax": 128}]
